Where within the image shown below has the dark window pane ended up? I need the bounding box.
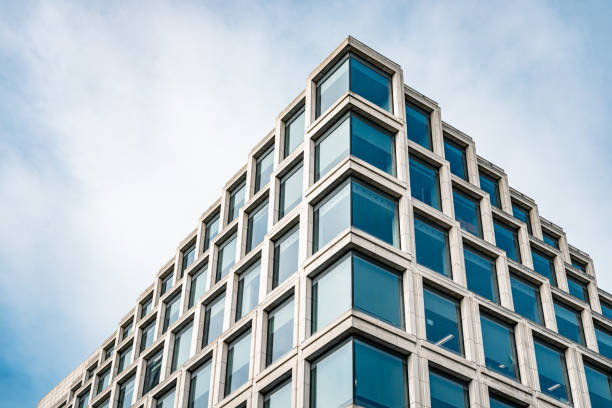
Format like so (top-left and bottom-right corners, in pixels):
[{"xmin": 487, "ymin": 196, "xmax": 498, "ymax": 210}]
[
  {"xmin": 163, "ymin": 294, "xmax": 180, "ymax": 333},
  {"xmin": 203, "ymin": 293, "xmax": 224, "ymax": 346},
  {"xmin": 246, "ymin": 201, "xmax": 268, "ymax": 252},
  {"xmin": 601, "ymin": 300, "xmax": 612, "ymax": 320},
  {"xmin": 264, "ymin": 380, "xmax": 291, "ymax": 408},
  {"xmin": 480, "ymin": 314, "xmax": 519, "ymax": 380},
  {"xmin": 188, "ymin": 361, "xmax": 211, "ymax": 408},
  {"xmin": 351, "ymin": 114, "xmax": 394, "ymax": 175},
  {"xmin": 406, "ymin": 101, "xmax": 431, "ymax": 149},
  {"xmin": 479, "ymin": 173, "xmax": 500, "ymax": 208},
  {"xmin": 96, "ymin": 367, "xmax": 111, "ymax": 393},
  {"xmin": 567, "ymin": 276, "xmax": 589, "ymax": 303},
  {"xmin": 533, "ymin": 339, "xmax": 572, "ymax": 404},
  {"xmin": 236, "ymin": 262, "xmax": 260, "ymax": 321},
  {"xmin": 216, "ymin": 235, "xmax": 237, "ymax": 282},
  {"xmin": 584, "ymin": 363, "xmax": 612, "ymax": 408},
  {"xmin": 279, "ymin": 164, "xmax": 303, "ymax": 218},
  {"xmin": 409, "ymin": 156, "xmax": 440, "ymax": 210},
  {"xmin": 313, "ymin": 181, "xmax": 350, "ymax": 252},
  {"xmin": 273, "ymin": 226, "xmax": 299, "ymax": 288},
  {"xmin": 571, "ymin": 257, "xmax": 586, "ymax": 272},
  {"xmin": 160, "ymin": 271, "xmax": 174, "ymax": 296},
  {"xmin": 453, "ymin": 190, "xmax": 482, "ymax": 238},
  {"xmin": 314, "ymin": 115, "xmax": 350, "ymax": 181},
  {"xmin": 511, "ymin": 203, "xmax": 532, "ymax": 235},
  {"xmin": 595, "ymin": 324, "xmax": 612, "ymax": 360},
  {"xmin": 316, "ymin": 58, "xmax": 349, "ymax": 117},
  {"xmin": 141, "ymin": 297, "xmax": 153, "ymax": 318},
  {"xmin": 423, "ymin": 287, "xmax": 463, "ymax": 354},
  {"xmin": 189, "ymin": 265, "xmax": 208, "ymax": 308},
  {"xmin": 171, "ymin": 322, "xmax": 193, "ymax": 372},
  {"xmin": 204, "ymin": 214, "xmax": 219, "ymax": 251},
  {"xmin": 311, "ymin": 255, "xmax": 351, "ymax": 332},
  {"xmin": 255, "ymin": 146, "xmax": 274, "ymax": 193},
  {"xmin": 414, "ymin": 215, "xmax": 451, "ymax": 278},
  {"xmin": 143, "ymin": 349, "xmax": 163, "ymax": 394},
  {"xmin": 117, "ymin": 346, "xmax": 132, "ymax": 374},
  {"xmin": 489, "ymin": 395, "xmax": 520, "ymax": 408},
  {"xmin": 351, "ymin": 181, "xmax": 399, "ymax": 247},
  {"xmin": 77, "ymin": 392, "xmax": 90, "ymax": 408},
  {"xmin": 531, "ymin": 249, "xmax": 556, "ymax": 286},
  {"xmin": 182, "ymin": 243, "xmax": 196, "ymax": 275},
  {"xmin": 266, "ymin": 297, "xmax": 294, "ymax": 366},
  {"xmin": 444, "ymin": 139, "xmax": 467, "ymax": 180},
  {"xmin": 310, "ymin": 340, "xmax": 352, "ymax": 407},
  {"xmin": 122, "ymin": 321, "xmax": 133, "ymax": 340},
  {"xmin": 228, "ymin": 181, "xmax": 246, "ymax": 223},
  {"xmin": 285, "ymin": 108, "xmax": 305, "ymax": 158},
  {"xmin": 117, "ymin": 376, "xmax": 135, "ymax": 408},
  {"xmin": 224, "ymin": 330, "xmax": 251, "ymax": 396},
  {"xmin": 464, "ymin": 246, "xmax": 499, "ymax": 303},
  {"xmin": 429, "ymin": 370, "xmax": 469, "ymax": 408},
  {"xmin": 510, "ymin": 274, "xmax": 543, "ymax": 324},
  {"xmin": 140, "ymin": 321, "xmax": 156, "ymax": 352},
  {"xmin": 542, "ymin": 231, "xmax": 559, "ymax": 249},
  {"xmin": 493, "ymin": 221, "xmax": 521, "ymax": 263},
  {"xmin": 350, "ymin": 57, "xmax": 392, "ymax": 112},
  {"xmin": 554, "ymin": 301, "xmax": 585, "ymax": 345}
]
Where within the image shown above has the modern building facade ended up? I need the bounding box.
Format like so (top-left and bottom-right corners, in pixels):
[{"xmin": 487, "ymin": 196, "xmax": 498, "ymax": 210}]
[{"xmin": 38, "ymin": 36, "xmax": 612, "ymax": 408}]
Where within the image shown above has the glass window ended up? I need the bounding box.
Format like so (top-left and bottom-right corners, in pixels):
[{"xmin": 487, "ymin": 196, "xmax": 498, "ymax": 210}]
[
  {"xmin": 531, "ymin": 248, "xmax": 557, "ymax": 286},
  {"xmin": 313, "ymin": 181, "xmax": 350, "ymax": 251},
  {"xmin": 236, "ymin": 262, "xmax": 260, "ymax": 321},
  {"xmin": 228, "ymin": 181, "xmax": 245, "ymax": 223},
  {"xmin": 266, "ymin": 297, "xmax": 294, "ymax": 366},
  {"xmin": 414, "ymin": 215, "xmax": 451, "ymax": 278},
  {"xmin": 163, "ymin": 294, "xmax": 181, "ymax": 333},
  {"xmin": 155, "ymin": 388, "xmax": 175, "ymax": 408},
  {"xmin": 96, "ymin": 367, "xmax": 111, "ymax": 393},
  {"xmin": 444, "ymin": 138, "xmax": 467, "ymax": 180},
  {"xmin": 567, "ymin": 276, "xmax": 589, "ymax": 303},
  {"xmin": 314, "ymin": 113, "xmax": 395, "ymax": 181},
  {"xmin": 511, "ymin": 202, "xmax": 532, "ymax": 235},
  {"xmin": 122, "ymin": 320, "xmax": 133, "ymax": 340},
  {"xmin": 160, "ymin": 271, "xmax": 174, "ymax": 296},
  {"xmin": 533, "ymin": 339, "xmax": 572, "ymax": 404},
  {"xmin": 87, "ymin": 363, "xmax": 97, "ymax": 379},
  {"xmin": 279, "ymin": 163, "xmax": 303, "ymax": 218},
  {"xmin": 284, "ymin": 107, "xmax": 305, "ymax": 158},
  {"xmin": 554, "ymin": 301, "xmax": 585, "ymax": 345},
  {"xmin": 464, "ymin": 246, "xmax": 499, "ymax": 303},
  {"xmin": 316, "ymin": 57, "xmax": 349, "ymax": 117},
  {"xmin": 188, "ymin": 361, "xmax": 211, "ymax": 408},
  {"xmin": 189, "ymin": 264, "xmax": 208, "ymax": 308},
  {"xmin": 510, "ymin": 274, "xmax": 543, "ymax": 324},
  {"xmin": 601, "ymin": 299, "xmax": 612, "ymax": 320},
  {"xmin": 117, "ymin": 376, "xmax": 135, "ymax": 408},
  {"xmin": 202, "ymin": 293, "xmax": 225, "ymax": 347},
  {"xmin": 423, "ymin": 287, "xmax": 463, "ymax": 354},
  {"xmin": 493, "ymin": 220, "xmax": 521, "ymax": 263},
  {"xmin": 480, "ymin": 314, "xmax": 519, "ymax": 380},
  {"xmin": 140, "ymin": 321, "xmax": 156, "ymax": 352},
  {"xmin": 352, "ymin": 180, "xmax": 399, "ymax": 247},
  {"xmin": 141, "ymin": 296, "xmax": 153, "ymax": 319},
  {"xmin": 479, "ymin": 172, "xmax": 501, "ymax": 208},
  {"xmin": 171, "ymin": 322, "xmax": 193, "ymax": 372},
  {"xmin": 542, "ymin": 231, "xmax": 559, "ymax": 249},
  {"xmin": 429, "ymin": 369, "xmax": 469, "ymax": 408},
  {"xmin": 594, "ymin": 324, "xmax": 612, "ymax": 360},
  {"xmin": 96, "ymin": 398, "xmax": 110, "ymax": 408},
  {"xmin": 182, "ymin": 243, "xmax": 196, "ymax": 276},
  {"xmin": 246, "ymin": 201, "xmax": 268, "ymax": 252},
  {"xmin": 104, "ymin": 344, "xmax": 114, "ymax": 360},
  {"xmin": 311, "ymin": 254, "xmax": 351, "ymax": 332},
  {"xmin": 453, "ymin": 189, "xmax": 482, "ymax": 238},
  {"xmin": 204, "ymin": 213, "xmax": 219, "ymax": 251},
  {"xmin": 310, "ymin": 338, "xmax": 408, "ymax": 408},
  {"xmin": 255, "ymin": 146, "xmax": 274, "ymax": 193},
  {"xmin": 224, "ymin": 330, "xmax": 251, "ymax": 397},
  {"xmin": 409, "ymin": 156, "xmax": 441, "ymax": 210},
  {"xmin": 489, "ymin": 394, "xmax": 520, "ymax": 408},
  {"xmin": 273, "ymin": 225, "xmax": 299, "ymax": 288},
  {"xmin": 216, "ymin": 234, "xmax": 237, "ymax": 282},
  {"xmin": 143, "ymin": 349, "xmax": 163, "ymax": 394},
  {"xmin": 117, "ymin": 346, "xmax": 132, "ymax": 374},
  {"xmin": 77, "ymin": 391, "xmax": 90, "ymax": 408},
  {"xmin": 263, "ymin": 379, "xmax": 291, "ymax": 408},
  {"xmin": 584, "ymin": 362, "xmax": 612, "ymax": 408},
  {"xmin": 405, "ymin": 101, "xmax": 431, "ymax": 150},
  {"xmin": 571, "ymin": 257, "xmax": 586, "ymax": 272}
]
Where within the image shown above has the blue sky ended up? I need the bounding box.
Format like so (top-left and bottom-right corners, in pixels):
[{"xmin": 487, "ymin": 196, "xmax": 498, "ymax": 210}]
[{"xmin": 1, "ymin": 1, "xmax": 611, "ymax": 406}]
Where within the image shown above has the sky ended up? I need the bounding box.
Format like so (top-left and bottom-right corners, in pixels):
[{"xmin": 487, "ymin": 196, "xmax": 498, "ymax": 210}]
[{"xmin": 1, "ymin": 1, "xmax": 611, "ymax": 406}]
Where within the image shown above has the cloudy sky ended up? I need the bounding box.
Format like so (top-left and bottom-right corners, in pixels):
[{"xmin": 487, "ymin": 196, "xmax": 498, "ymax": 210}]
[{"xmin": 1, "ymin": 1, "xmax": 611, "ymax": 406}]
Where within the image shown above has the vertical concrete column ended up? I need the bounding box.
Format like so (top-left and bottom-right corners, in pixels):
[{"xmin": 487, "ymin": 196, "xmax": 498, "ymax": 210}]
[
  {"xmin": 496, "ymin": 257, "xmax": 513, "ymax": 310},
  {"xmin": 465, "ymin": 142, "xmax": 479, "ymax": 187},
  {"xmin": 498, "ymin": 174, "xmax": 512, "ymax": 215},
  {"xmin": 480, "ymin": 197, "xmax": 495, "ymax": 245}
]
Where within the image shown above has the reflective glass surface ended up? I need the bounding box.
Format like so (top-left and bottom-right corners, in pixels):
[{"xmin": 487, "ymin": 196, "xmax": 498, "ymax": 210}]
[
  {"xmin": 224, "ymin": 330, "xmax": 251, "ymax": 396},
  {"xmin": 510, "ymin": 274, "xmax": 543, "ymax": 324},
  {"xmin": 216, "ymin": 235, "xmax": 237, "ymax": 281},
  {"xmin": 182, "ymin": 243, "xmax": 196, "ymax": 275},
  {"xmin": 493, "ymin": 221, "xmax": 521, "ymax": 262},
  {"xmin": 316, "ymin": 58, "xmax": 349, "ymax": 117},
  {"xmin": 161, "ymin": 271, "xmax": 174, "ymax": 295},
  {"xmin": 351, "ymin": 181, "xmax": 399, "ymax": 247},
  {"xmin": 350, "ymin": 57, "xmax": 392, "ymax": 112},
  {"xmin": 567, "ymin": 276, "xmax": 589, "ymax": 303},
  {"xmin": 542, "ymin": 231, "xmax": 559, "ymax": 249},
  {"xmin": 143, "ymin": 349, "xmax": 163, "ymax": 394},
  {"xmin": 512, "ymin": 203, "xmax": 532, "ymax": 235},
  {"xmin": 409, "ymin": 156, "xmax": 440, "ymax": 210},
  {"xmin": 429, "ymin": 370, "xmax": 469, "ymax": 408},
  {"xmin": 479, "ymin": 173, "xmax": 500, "ymax": 208},
  {"xmin": 204, "ymin": 213, "xmax": 219, "ymax": 251},
  {"xmin": 163, "ymin": 294, "xmax": 180, "ymax": 332},
  {"xmin": 351, "ymin": 114, "xmax": 394, "ymax": 175},
  {"xmin": 584, "ymin": 363, "xmax": 612, "ymax": 408},
  {"xmin": 266, "ymin": 297, "xmax": 294, "ymax": 365},
  {"xmin": 97, "ymin": 367, "xmax": 110, "ymax": 393},
  {"xmin": 228, "ymin": 181, "xmax": 245, "ymax": 223},
  {"xmin": 601, "ymin": 300, "xmax": 612, "ymax": 320},
  {"xmin": 117, "ymin": 376, "xmax": 135, "ymax": 408},
  {"xmin": 464, "ymin": 246, "xmax": 499, "ymax": 303},
  {"xmin": 141, "ymin": 297, "xmax": 153, "ymax": 318},
  {"xmin": 533, "ymin": 339, "xmax": 572, "ymax": 404},
  {"xmin": 246, "ymin": 201, "xmax": 268, "ymax": 252},
  {"xmin": 313, "ymin": 181, "xmax": 350, "ymax": 251},
  {"xmin": 414, "ymin": 215, "xmax": 451, "ymax": 278},
  {"xmin": 122, "ymin": 321, "xmax": 133, "ymax": 340},
  {"xmin": 285, "ymin": 108, "xmax": 305, "ymax": 158},
  {"xmin": 453, "ymin": 189, "xmax": 482, "ymax": 237},
  {"xmin": 117, "ymin": 346, "xmax": 132, "ymax": 373},
  {"xmin": 236, "ymin": 262, "xmax": 260, "ymax": 321},
  {"xmin": 314, "ymin": 115, "xmax": 350, "ymax": 181},
  {"xmin": 423, "ymin": 287, "xmax": 463, "ymax": 354},
  {"xmin": 571, "ymin": 258, "xmax": 586, "ymax": 272},
  {"xmin": 171, "ymin": 322, "xmax": 193, "ymax": 372},
  {"xmin": 480, "ymin": 314, "xmax": 519, "ymax": 379},
  {"xmin": 188, "ymin": 361, "xmax": 211, "ymax": 408},
  {"xmin": 444, "ymin": 139, "xmax": 467, "ymax": 180},
  {"xmin": 279, "ymin": 164, "xmax": 303, "ymax": 218},
  {"xmin": 255, "ymin": 146, "xmax": 274, "ymax": 193},
  {"xmin": 311, "ymin": 255, "xmax": 351, "ymax": 332},
  {"xmin": 554, "ymin": 301, "xmax": 585, "ymax": 345},
  {"xmin": 155, "ymin": 388, "xmax": 175, "ymax": 408},
  {"xmin": 594, "ymin": 324, "xmax": 612, "ymax": 359},
  {"xmin": 264, "ymin": 380, "xmax": 291, "ymax": 408},
  {"xmin": 140, "ymin": 321, "xmax": 156, "ymax": 352},
  {"xmin": 273, "ymin": 226, "xmax": 299, "ymax": 288},
  {"xmin": 203, "ymin": 293, "xmax": 224, "ymax": 346},
  {"xmin": 531, "ymin": 248, "xmax": 557, "ymax": 286},
  {"xmin": 310, "ymin": 340, "xmax": 352, "ymax": 407},
  {"xmin": 189, "ymin": 265, "xmax": 208, "ymax": 308},
  {"xmin": 77, "ymin": 392, "xmax": 89, "ymax": 408},
  {"xmin": 406, "ymin": 101, "xmax": 431, "ymax": 149},
  {"xmin": 489, "ymin": 395, "xmax": 520, "ymax": 408}
]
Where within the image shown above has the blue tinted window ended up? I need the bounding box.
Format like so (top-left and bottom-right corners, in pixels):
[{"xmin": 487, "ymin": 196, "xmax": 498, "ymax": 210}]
[
  {"xmin": 236, "ymin": 262, "xmax": 260, "ymax": 321},
  {"xmin": 315, "ymin": 116, "xmax": 350, "ymax": 181},
  {"xmin": 155, "ymin": 388, "xmax": 175, "ymax": 408},
  {"xmin": 554, "ymin": 301, "xmax": 585, "ymax": 345},
  {"xmin": 171, "ymin": 322, "xmax": 193, "ymax": 372},
  {"xmin": 140, "ymin": 321, "xmax": 156, "ymax": 352},
  {"xmin": 423, "ymin": 287, "xmax": 463, "ymax": 354},
  {"xmin": 285, "ymin": 108, "xmax": 305, "ymax": 158},
  {"xmin": 531, "ymin": 249, "xmax": 556, "ymax": 286},
  {"xmin": 188, "ymin": 361, "xmax": 211, "ymax": 408},
  {"xmin": 204, "ymin": 213, "xmax": 219, "ymax": 251},
  {"xmin": 224, "ymin": 330, "xmax": 251, "ymax": 396},
  {"xmin": 350, "ymin": 57, "xmax": 392, "ymax": 113},
  {"xmin": 429, "ymin": 370, "xmax": 469, "ymax": 408},
  {"xmin": 117, "ymin": 346, "xmax": 132, "ymax": 373},
  {"xmin": 533, "ymin": 339, "xmax": 572, "ymax": 404},
  {"xmin": 189, "ymin": 265, "xmax": 208, "ymax": 308},
  {"xmin": 216, "ymin": 235, "xmax": 237, "ymax": 282},
  {"xmin": 414, "ymin": 215, "xmax": 451, "ymax": 278},
  {"xmin": 464, "ymin": 247, "xmax": 499, "ymax": 303},
  {"xmin": 489, "ymin": 395, "xmax": 520, "ymax": 408},
  {"xmin": 409, "ymin": 156, "xmax": 440, "ymax": 210},
  {"xmin": 444, "ymin": 139, "xmax": 467, "ymax": 180},
  {"xmin": 595, "ymin": 324, "xmax": 612, "ymax": 360},
  {"xmin": 77, "ymin": 391, "xmax": 90, "ymax": 408},
  {"xmin": 143, "ymin": 349, "xmax": 163, "ymax": 394},
  {"xmin": 203, "ymin": 293, "xmax": 224, "ymax": 346},
  {"xmin": 273, "ymin": 226, "xmax": 299, "ymax": 288},
  {"xmin": 279, "ymin": 164, "xmax": 302, "ymax": 218},
  {"xmin": 311, "ymin": 255, "xmax": 351, "ymax": 332},
  {"xmin": 266, "ymin": 297, "xmax": 294, "ymax": 366},
  {"xmin": 316, "ymin": 58, "xmax": 349, "ymax": 117},
  {"xmin": 255, "ymin": 146, "xmax": 274, "ymax": 193},
  {"xmin": 117, "ymin": 376, "xmax": 135, "ymax": 408},
  {"xmin": 571, "ymin": 257, "xmax": 586, "ymax": 272},
  {"xmin": 228, "ymin": 181, "xmax": 245, "ymax": 223},
  {"xmin": 163, "ymin": 294, "xmax": 180, "ymax": 332},
  {"xmin": 182, "ymin": 243, "xmax": 196, "ymax": 275},
  {"xmin": 493, "ymin": 221, "xmax": 521, "ymax": 263},
  {"xmin": 480, "ymin": 314, "xmax": 519, "ymax": 380},
  {"xmin": 567, "ymin": 276, "xmax": 589, "ymax": 303},
  {"xmin": 310, "ymin": 340, "xmax": 352, "ymax": 407},
  {"xmin": 313, "ymin": 181, "xmax": 350, "ymax": 252},
  {"xmin": 406, "ymin": 101, "xmax": 431, "ymax": 149},
  {"xmin": 264, "ymin": 380, "xmax": 291, "ymax": 408},
  {"xmin": 453, "ymin": 190, "xmax": 482, "ymax": 238},
  {"xmin": 351, "ymin": 115, "xmax": 394, "ymax": 175},
  {"xmin": 351, "ymin": 180, "xmax": 399, "ymax": 247},
  {"xmin": 510, "ymin": 274, "xmax": 543, "ymax": 324},
  {"xmin": 511, "ymin": 203, "xmax": 532, "ymax": 235},
  {"xmin": 246, "ymin": 201, "xmax": 268, "ymax": 252},
  {"xmin": 479, "ymin": 173, "xmax": 500, "ymax": 208},
  {"xmin": 584, "ymin": 363, "xmax": 612, "ymax": 408},
  {"xmin": 141, "ymin": 296, "xmax": 153, "ymax": 318},
  {"xmin": 160, "ymin": 271, "xmax": 174, "ymax": 295},
  {"xmin": 97, "ymin": 367, "xmax": 111, "ymax": 393},
  {"xmin": 542, "ymin": 231, "xmax": 559, "ymax": 249},
  {"xmin": 601, "ymin": 300, "xmax": 612, "ymax": 320}
]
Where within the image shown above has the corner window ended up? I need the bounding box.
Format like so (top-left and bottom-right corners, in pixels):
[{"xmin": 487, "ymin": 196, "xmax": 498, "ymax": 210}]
[
  {"xmin": 316, "ymin": 55, "xmax": 392, "ymax": 118},
  {"xmin": 155, "ymin": 387, "xmax": 175, "ymax": 408},
  {"xmin": 140, "ymin": 321, "xmax": 156, "ymax": 352},
  {"xmin": 594, "ymin": 324, "xmax": 612, "ymax": 360},
  {"xmin": 117, "ymin": 346, "xmax": 132, "ymax": 374},
  {"xmin": 429, "ymin": 369, "xmax": 469, "ymax": 408},
  {"xmin": 279, "ymin": 163, "xmax": 303, "ymax": 219},
  {"xmin": 204, "ymin": 213, "xmax": 220, "ymax": 251},
  {"xmin": 263, "ymin": 379, "xmax": 291, "ymax": 408},
  {"xmin": 202, "ymin": 292, "xmax": 225, "ymax": 347},
  {"xmin": 511, "ymin": 202, "xmax": 532, "ymax": 235},
  {"xmin": 117, "ymin": 376, "xmax": 135, "ymax": 408},
  {"xmin": 266, "ymin": 297, "xmax": 294, "ymax": 366},
  {"xmin": 509, "ymin": 274, "xmax": 543, "ymax": 324},
  {"xmin": 542, "ymin": 231, "xmax": 559, "ymax": 249},
  {"xmin": 554, "ymin": 301, "xmax": 585, "ymax": 345},
  {"xmin": 273, "ymin": 225, "xmax": 299, "ymax": 288},
  {"xmin": 310, "ymin": 338, "xmax": 408, "ymax": 408},
  {"xmin": 188, "ymin": 360, "xmax": 212, "ymax": 408},
  {"xmin": 453, "ymin": 189, "xmax": 482, "ymax": 238},
  {"xmin": 444, "ymin": 138, "xmax": 467, "ymax": 180},
  {"xmin": 163, "ymin": 294, "xmax": 181, "ymax": 333},
  {"xmin": 228, "ymin": 181, "xmax": 246, "ymax": 223},
  {"xmin": 414, "ymin": 215, "xmax": 451, "ymax": 278},
  {"xmin": 143, "ymin": 348, "xmax": 164, "ymax": 394},
  {"xmin": 567, "ymin": 275, "xmax": 589, "ymax": 303},
  {"xmin": 405, "ymin": 100, "xmax": 431, "ymax": 150},
  {"xmin": 188, "ymin": 264, "xmax": 208, "ymax": 308},
  {"xmin": 584, "ymin": 362, "xmax": 612, "ymax": 407},
  {"xmin": 236, "ymin": 262, "xmax": 260, "ymax": 321},
  {"xmin": 284, "ymin": 107, "xmax": 305, "ymax": 158},
  {"xmin": 216, "ymin": 234, "xmax": 237, "ymax": 282},
  {"xmin": 171, "ymin": 322, "xmax": 193, "ymax": 372},
  {"xmin": 181, "ymin": 243, "xmax": 196, "ymax": 276},
  {"xmin": 409, "ymin": 156, "xmax": 441, "ymax": 210},
  {"xmin": 463, "ymin": 246, "xmax": 499, "ymax": 303},
  {"xmin": 255, "ymin": 146, "xmax": 274, "ymax": 194},
  {"xmin": 224, "ymin": 330, "xmax": 251, "ymax": 397},
  {"xmin": 246, "ymin": 201, "xmax": 268, "ymax": 252},
  {"xmin": 533, "ymin": 339, "xmax": 572, "ymax": 404},
  {"xmin": 423, "ymin": 287, "xmax": 463, "ymax": 355},
  {"xmin": 480, "ymin": 314, "xmax": 519, "ymax": 380},
  {"xmin": 160, "ymin": 270, "xmax": 174, "ymax": 296},
  {"xmin": 493, "ymin": 220, "xmax": 521, "ymax": 263},
  {"xmin": 531, "ymin": 248, "xmax": 557, "ymax": 286},
  {"xmin": 479, "ymin": 172, "xmax": 501, "ymax": 208}
]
